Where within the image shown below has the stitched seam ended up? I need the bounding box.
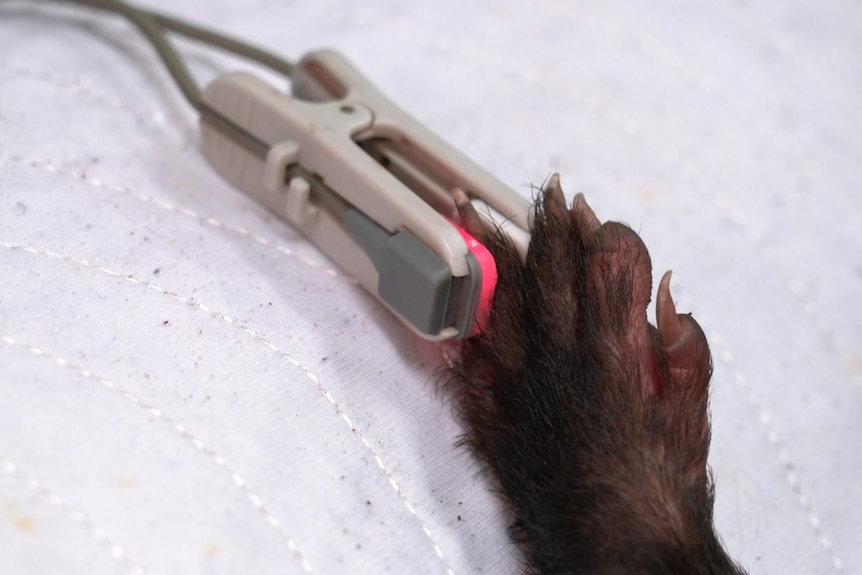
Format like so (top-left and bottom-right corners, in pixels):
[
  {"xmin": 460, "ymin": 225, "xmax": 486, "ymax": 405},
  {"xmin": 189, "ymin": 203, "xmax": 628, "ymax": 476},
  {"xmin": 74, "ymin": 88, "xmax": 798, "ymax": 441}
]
[
  {"xmin": 718, "ymin": 344, "xmax": 845, "ymax": 572},
  {"xmin": 0, "ymin": 153, "xmax": 354, "ymax": 283},
  {"xmin": 0, "ymin": 58, "xmax": 187, "ymax": 134},
  {"xmin": 0, "ymin": 454, "xmax": 148, "ymax": 575},
  {"xmin": 674, "ymin": 284, "xmax": 845, "ymax": 574},
  {"xmin": 0, "ymin": 334, "xmax": 316, "ymax": 574},
  {"xmin": 0, "ymin": 240, "xmax": 456, "ymax": 575}
]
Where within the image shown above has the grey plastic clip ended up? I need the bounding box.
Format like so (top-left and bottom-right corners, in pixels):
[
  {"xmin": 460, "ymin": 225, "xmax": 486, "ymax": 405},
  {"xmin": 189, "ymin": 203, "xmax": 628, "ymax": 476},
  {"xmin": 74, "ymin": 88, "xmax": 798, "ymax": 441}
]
[{"xmin": 198, "ymin": 49, "xmax": 531, "ymax": 340}]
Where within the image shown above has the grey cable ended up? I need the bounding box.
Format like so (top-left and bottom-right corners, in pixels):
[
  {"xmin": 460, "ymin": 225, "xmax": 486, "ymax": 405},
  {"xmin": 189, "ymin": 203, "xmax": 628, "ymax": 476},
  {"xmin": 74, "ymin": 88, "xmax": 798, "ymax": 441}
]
[
  {"xmin": 47, "ymin": 0, "xmax": 296, "ymax": 157},
  {"xmin": 54, "ymin": 0, "xmax": 294, "ymax": 110},
  {"xmin": 147, "ymin": 8, "xmax": 295, "ymax": 78}
]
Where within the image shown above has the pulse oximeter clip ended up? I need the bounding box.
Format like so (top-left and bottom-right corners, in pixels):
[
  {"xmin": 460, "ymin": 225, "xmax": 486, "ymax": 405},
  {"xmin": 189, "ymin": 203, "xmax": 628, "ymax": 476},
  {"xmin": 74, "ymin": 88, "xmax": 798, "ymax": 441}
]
[
  {"xmin": 58, "ymin": 0, "xmax": 533, "ymax": 340},
  {"xmin": 200, "ymin": 51, "xmax": 532, "ymax": 340}
]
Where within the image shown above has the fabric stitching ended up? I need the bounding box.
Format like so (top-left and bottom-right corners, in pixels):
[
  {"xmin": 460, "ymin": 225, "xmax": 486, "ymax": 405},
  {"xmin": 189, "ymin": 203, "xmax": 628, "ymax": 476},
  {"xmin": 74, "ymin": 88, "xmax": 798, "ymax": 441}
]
[
  {"xmin": 0, "ymin": 241, "xmax": 456, "ymax": 575},
  {"xmin": 0, "ymin": 334, "xmax": 316, "ymax": 574},
  {"xmin": 717, "ymin": 342, "xmax": 845, "ymax": 572},
  {"xmin": 0, "ymin": 454, "xmax": 148, "ymax": 575},
  {"xmin": 674, "ymin": 288, "xmax": 846, "ymax": 573},
  {"xmin": 0, "ymin": 58, "xmax": 189, "ymax": 136},
  {"xmin": 0, "ymin": 153, "xmax": 354, "ymax": 283}
]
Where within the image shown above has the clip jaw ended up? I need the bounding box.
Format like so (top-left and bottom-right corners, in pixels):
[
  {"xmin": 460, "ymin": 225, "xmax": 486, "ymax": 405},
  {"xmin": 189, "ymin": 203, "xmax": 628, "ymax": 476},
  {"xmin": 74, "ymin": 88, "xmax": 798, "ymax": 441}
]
[{"xmin": 199, "ymin": 49, "xmax": 531, "ymax": 340}]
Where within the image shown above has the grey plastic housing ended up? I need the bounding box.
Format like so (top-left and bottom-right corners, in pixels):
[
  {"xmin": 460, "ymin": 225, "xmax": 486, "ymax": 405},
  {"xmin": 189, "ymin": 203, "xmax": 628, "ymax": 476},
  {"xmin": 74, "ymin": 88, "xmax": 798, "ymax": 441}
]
[
  {"xmin": 198, "ymin": 49, "xmax": 531, "ymax": 340},
  {"xmin": 344, "ymin": 208, "xmax": 450, "ymax": 335}
]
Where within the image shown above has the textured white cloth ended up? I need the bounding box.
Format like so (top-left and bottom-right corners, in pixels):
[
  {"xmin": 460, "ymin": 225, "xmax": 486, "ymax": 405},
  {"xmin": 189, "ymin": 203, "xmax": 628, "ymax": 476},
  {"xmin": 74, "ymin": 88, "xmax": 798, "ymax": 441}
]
[{"xmin": 1, "ymin": 1, "xmax": 860, "ymax": 574}]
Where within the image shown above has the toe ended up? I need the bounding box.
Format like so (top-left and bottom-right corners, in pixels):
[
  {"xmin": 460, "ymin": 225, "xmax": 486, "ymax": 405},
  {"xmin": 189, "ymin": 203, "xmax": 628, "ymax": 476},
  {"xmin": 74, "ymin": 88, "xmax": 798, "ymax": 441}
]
[{"xmin": 572, "ymin": 192, "xmax": 601, "ymax": 235}]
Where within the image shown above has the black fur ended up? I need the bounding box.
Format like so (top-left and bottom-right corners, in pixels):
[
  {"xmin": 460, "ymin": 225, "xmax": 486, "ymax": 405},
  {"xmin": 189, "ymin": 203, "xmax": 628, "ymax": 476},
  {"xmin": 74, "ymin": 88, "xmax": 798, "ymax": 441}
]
[{"xmin": 446, "ymin": 181, "xmax": 748, "ymax": 575}]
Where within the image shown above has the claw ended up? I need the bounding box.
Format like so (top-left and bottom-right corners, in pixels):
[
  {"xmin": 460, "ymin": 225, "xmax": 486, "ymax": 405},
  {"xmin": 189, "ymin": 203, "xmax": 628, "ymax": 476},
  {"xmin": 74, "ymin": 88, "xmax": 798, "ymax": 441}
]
[
  {"xmin": 452, "ymin": 187, "xmax": 485, "ymax": 238},
  {"xmin": 572, "ymin": 192, "xmax": 602, "ymax": 232},
  {"xmin": 656, "ymin": 270, "xmax": 684, "ymax": 347},
  {"xmin": 543, "ymin": 173, "xmax": 567, "ymax": 219}
]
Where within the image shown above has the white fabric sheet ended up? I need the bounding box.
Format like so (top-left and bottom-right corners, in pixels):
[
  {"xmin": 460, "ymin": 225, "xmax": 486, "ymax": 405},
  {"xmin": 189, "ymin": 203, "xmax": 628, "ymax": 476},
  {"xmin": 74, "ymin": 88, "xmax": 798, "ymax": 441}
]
[{"xmin": 1, "ymin": 1, "xmax": 860, "ymax": 574}]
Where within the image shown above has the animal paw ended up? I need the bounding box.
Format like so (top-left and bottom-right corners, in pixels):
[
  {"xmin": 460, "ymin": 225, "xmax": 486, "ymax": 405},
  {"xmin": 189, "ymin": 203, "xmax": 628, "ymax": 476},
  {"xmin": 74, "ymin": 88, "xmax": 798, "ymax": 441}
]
[{"xmin": 449, "ymin": 175, "xmax": 744, "ymax": 574}]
